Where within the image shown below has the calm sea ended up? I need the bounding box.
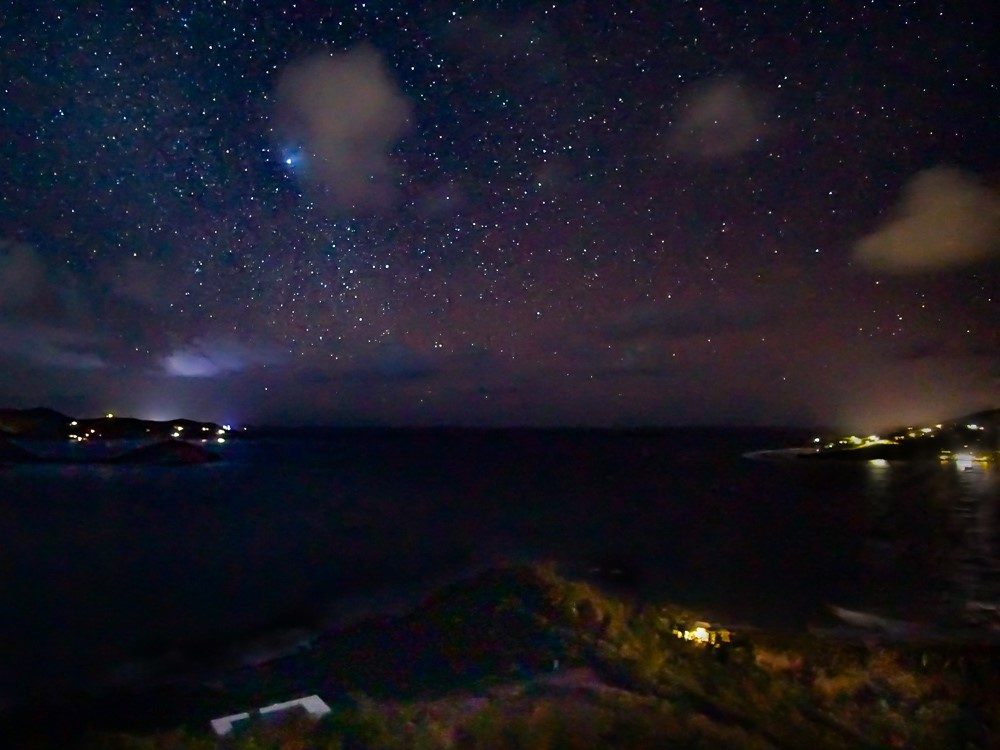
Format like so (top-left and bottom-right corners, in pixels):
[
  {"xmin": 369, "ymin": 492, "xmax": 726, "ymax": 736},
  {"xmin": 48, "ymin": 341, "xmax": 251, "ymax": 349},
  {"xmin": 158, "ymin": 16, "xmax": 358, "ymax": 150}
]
[{"xmin": 1, "ymin": 428, "xmax": 996, "ymax": 707}]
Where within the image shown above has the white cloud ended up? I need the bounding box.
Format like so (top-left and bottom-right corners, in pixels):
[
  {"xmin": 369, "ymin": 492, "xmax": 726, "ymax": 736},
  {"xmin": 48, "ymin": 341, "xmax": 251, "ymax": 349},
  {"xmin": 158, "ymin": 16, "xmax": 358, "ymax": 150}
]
[
  {"xmin": 162, "ymin": 339, "xmax": 281, "ymax": 378},
  {"xmin": 853, "ymin": 167, "xmax": 1000, "ymax": 273},
  {"xmin": 273, "ymin": 44, "xmax": 412, "ymax": 213}
]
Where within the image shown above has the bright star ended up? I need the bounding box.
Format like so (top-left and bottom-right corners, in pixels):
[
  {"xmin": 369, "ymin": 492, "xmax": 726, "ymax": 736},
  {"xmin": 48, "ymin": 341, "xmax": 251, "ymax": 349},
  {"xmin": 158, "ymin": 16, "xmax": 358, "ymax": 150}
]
[{"xmin": 280, "ymin": 147, "xmax": 305, "ymax": 171}]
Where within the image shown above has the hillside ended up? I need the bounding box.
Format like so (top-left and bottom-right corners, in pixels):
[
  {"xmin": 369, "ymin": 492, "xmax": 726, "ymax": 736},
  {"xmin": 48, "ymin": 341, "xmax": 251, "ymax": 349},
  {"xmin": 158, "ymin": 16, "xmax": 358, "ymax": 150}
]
[{"xmin": 6, "ymin": 565, "xmax": 996, "ymax": 749}]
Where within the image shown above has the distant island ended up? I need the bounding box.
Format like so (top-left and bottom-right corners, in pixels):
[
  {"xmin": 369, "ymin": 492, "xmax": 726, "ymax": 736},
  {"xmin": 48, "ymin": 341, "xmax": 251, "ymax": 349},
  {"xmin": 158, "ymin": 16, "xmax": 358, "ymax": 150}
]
[
  {"xmin": 793, "ymin": 407, "xmax": 998, "ymax": 465},
  {"xmin": 0, "ymin": 407, "xmax": 228, "ymax": 465}
]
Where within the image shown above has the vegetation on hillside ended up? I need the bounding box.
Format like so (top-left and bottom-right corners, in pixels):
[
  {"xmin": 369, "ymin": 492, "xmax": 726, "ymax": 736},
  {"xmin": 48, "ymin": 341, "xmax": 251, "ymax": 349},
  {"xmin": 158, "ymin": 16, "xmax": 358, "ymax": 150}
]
[{"xmin": 78, "ymin": 564, "xmax": 997, "ymax": 749}]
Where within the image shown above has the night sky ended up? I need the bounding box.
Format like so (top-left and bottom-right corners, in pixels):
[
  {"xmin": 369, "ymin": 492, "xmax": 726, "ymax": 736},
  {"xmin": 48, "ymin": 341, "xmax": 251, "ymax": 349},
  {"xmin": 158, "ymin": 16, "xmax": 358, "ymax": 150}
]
[{"xmin": 0, "ymin": 2, "xmax": 996, "ymax": 428}]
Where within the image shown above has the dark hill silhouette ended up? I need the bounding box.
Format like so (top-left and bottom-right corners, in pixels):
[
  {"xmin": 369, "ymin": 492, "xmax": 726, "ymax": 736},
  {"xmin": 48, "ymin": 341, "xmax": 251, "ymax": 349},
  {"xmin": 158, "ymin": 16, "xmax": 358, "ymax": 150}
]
[
  {"xmin": 0, "ymin": 407, "xmax": 225, "ymax": 441},
  {"xmin": 0, "ymin": 407, "xmax": 71, "ymax": 439}
]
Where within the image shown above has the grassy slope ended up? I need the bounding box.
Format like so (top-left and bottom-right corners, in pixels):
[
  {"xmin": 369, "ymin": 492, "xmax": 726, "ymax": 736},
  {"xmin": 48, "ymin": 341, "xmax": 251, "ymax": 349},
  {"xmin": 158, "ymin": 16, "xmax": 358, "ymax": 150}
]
[{"xmin": 55, "ymin": 565, "xmax": 1000, "ymax": 748}]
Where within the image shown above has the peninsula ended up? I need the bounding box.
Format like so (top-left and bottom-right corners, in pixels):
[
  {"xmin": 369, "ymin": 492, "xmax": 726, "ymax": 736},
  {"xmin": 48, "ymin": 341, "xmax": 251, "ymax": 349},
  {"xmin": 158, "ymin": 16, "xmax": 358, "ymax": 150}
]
[
  {"xmin": 0, "ymin": 407, "xmax": 228, "ymax": 464},
  {"xmin": 800, "ymin": 408, "xmax": 998, "ymax": 464}
]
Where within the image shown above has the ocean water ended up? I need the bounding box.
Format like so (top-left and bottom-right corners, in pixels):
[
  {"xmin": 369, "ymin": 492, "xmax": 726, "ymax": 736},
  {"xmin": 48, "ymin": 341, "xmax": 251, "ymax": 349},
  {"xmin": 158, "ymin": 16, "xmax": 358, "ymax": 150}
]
[{"xmin": 0, "ymin": 428, "xmax": 996, "ymax": 707}]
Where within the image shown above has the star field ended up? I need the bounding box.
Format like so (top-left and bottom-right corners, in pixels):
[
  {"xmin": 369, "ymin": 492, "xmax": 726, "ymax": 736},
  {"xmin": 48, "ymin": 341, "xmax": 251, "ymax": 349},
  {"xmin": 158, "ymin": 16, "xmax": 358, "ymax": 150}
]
[{"xmin": 0, "ymin": 1, "xmax": 996, "ymax": 427}]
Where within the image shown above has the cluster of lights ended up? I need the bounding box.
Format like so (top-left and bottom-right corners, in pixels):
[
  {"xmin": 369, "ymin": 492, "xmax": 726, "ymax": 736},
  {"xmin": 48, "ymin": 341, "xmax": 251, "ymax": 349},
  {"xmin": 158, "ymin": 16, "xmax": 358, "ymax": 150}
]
[
  {"xmin": 670, "ymin": 621, "xmax": 732, "ymax": 648},
  {"xmin": 898, "ymin": 424, "xmax": 943, "ymax": 439},
  {"xmin": 817, "ymin": 434, "xmax": 896, "ymax": 450},
  {"xmin": 61, "ymin": 416, "xmax": 234, "ymax": 445},
  {"xmin": 67, "ymin": 427, "xmax": 99, "ymax": 443},
  {"xmin": 817, "ymin": 420, "xmax": 990, "ymax": 453}
]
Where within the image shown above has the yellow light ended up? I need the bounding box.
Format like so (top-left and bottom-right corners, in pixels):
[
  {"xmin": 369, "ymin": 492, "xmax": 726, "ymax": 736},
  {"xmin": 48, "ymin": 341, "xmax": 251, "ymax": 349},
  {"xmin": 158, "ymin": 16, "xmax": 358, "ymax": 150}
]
[
  {"xmin": 70, "ymin": 420, "xmax": 78, "ymax": 426},
  {"xmin": 106, "ymin": 413, "xmax": 114, "ymax": 418},
  {"xmin": 171, "ymin": 431, "xmax": 180, "ymax": 438},
  {"xmin": 216, "ymin": 429, "xmax": 225, "ymax": 435},
  {"xmin": 869, "ymin": 458, "xmax": 888, "ymax": 467},
  {"xmin": 920, "ymin": 427, "xmax": 932, "ymax": 433},
  {"xmin": 217, "ymin": 437, "xmax": 226, "ymax": 444},
  {"xmin": 867, "ymin": 435, "xmax": 879, "ymax": 441},
  {"xmin": 174, "ymin": 425, "xmax": 183, "ymax": 431}
]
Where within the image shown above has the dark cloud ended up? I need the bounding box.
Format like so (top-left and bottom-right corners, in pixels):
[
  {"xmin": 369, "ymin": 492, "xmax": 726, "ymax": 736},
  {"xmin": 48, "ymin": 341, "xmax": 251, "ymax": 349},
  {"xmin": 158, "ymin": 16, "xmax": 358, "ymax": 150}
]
[
  {"xmin": 0, "ymin": 241, "xmax": 108, "ymax": 371},
  {"xmin": 411, "ymin": 180, "xmax": 466, "ymax": 218},
  {"xmin": 329, "ymin": 342, "xmax": 438, "ymax": 383},
  {"xmin": 442, "ymin": 13, "xmax": 568, "ymax": 97},
  {"xmin": 105, "ymin": 257, "xmax": 179, "ymax": 311},
  {"xmin": 608, "ymin": 291, "xmax": 786, "ymax": 342},
  {"xmin": 0, "ymin": 240, "xmax": 45, "ymax": 308},
  {"xmin": 445, "ymin": 15, "xmax": 542, "ymax": 60},
  {"xmin": 273, "ymin": 44, "xmax": 412, "ymax": 213},
  {"xmin": 667, "ymin": 77, "xmax": 769, "ymax": 160},
  {"xmin": 853, "ymin": 167, "xmax": 1000, "ymax": 273},
  {"xmin": 0, "ymin": 321, "xmax": 107, "ymax": 371}
]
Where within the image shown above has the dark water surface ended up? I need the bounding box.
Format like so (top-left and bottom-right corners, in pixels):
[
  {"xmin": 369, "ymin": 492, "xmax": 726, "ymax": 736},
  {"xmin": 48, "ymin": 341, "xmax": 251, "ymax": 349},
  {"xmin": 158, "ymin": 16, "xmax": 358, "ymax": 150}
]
[{"xmin": 1, "ymin": 429, "xmax": 996, "ymax": 706}]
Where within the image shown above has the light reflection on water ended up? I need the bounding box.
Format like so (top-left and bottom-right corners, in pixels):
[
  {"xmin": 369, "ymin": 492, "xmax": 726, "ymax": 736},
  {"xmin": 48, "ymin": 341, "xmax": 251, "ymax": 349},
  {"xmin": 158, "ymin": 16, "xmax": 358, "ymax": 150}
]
[{"xmin": 860, "ymin": 457, "xmax": 998, "ymax": 618}]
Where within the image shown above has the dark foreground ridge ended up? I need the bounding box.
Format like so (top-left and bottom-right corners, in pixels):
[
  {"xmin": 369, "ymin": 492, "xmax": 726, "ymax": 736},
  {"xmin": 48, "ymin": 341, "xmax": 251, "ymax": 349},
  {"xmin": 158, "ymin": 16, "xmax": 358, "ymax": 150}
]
[{"xmin": 4, "ymin": 564, "xmax": 996, "ymax": 749}]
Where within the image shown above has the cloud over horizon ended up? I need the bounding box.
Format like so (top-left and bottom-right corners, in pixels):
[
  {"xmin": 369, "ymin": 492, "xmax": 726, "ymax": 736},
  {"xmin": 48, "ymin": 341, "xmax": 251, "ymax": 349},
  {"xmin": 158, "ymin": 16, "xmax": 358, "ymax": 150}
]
[
  {"xmin": 853, "ymin": 166, "xmax": 1000, "ymax": 273},
  {"xmin": 162, "ymin": 338, "xmax": 282, "ymax": 378},
  {"xmin": 273, "ymin": 44, "xmax": 412, "ymax": 213},
  {"xmin": 0, "ymin": 321, "xmax": 107, "ymax": 371}
]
